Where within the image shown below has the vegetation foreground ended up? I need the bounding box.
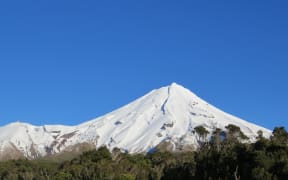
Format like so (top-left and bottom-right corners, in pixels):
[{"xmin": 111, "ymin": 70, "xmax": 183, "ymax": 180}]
[{"xmin": 0, "ymin": 125, "xmax": 287, "ymax": 180}]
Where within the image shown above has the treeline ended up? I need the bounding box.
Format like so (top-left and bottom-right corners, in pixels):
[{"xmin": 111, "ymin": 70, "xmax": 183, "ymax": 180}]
[{"xmin": 0, "ymin": 125, "xmax": 288, "ymax": 180}]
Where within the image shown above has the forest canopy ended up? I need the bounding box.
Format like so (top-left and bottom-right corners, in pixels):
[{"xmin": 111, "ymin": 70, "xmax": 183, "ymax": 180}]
[{"xmin": 0, "ymin": 125, "xmax": 287, "ymax": 180}]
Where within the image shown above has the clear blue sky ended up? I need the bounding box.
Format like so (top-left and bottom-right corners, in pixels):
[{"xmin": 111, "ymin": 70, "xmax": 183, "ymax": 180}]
[{"xmin": 0, "ymin": 1, "xmax": 287, "ymax": 130}]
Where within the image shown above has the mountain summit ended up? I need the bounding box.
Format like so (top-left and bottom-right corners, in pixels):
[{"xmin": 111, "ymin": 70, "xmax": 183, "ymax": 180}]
[{"xmin": 0, "ymin": 83, "xmax": 271, "ymax": 160}]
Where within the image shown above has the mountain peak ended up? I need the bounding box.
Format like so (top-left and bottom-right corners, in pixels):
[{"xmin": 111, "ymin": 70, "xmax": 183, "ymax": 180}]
[
  {"xmin": 0, "ymin": 83, "xmax": 272, "ymax": 160},
  {"xmin": 169, "ymin": 82, "xmax": 181, "ymax": 87},
  {"xmin": 168, "ymin": 82, "xmax": 186, "ymax": 91},
  {"xmin": 164, "ymin": 82, "xmax": 199, "ymax": 101}
]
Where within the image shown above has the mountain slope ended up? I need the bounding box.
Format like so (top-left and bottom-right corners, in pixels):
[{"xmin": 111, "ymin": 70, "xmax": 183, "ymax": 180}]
[{"xmin": 0, "ymin": 83, "xmax": 271, "ymax": 160}]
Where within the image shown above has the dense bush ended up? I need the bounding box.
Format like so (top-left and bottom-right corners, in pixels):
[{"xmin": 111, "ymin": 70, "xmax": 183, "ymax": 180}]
[{"xmin": 0, "ymin": 126, "xmax": 287, "ymax": 180}]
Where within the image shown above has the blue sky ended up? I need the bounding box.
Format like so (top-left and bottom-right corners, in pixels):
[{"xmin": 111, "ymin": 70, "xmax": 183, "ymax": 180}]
[{"xmin": 0, "ymin": 1, "xmax": 287, "ymax": 130}]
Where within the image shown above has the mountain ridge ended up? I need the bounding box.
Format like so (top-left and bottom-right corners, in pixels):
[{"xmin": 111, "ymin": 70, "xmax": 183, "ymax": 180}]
[{"xmin": 0, "ymin": 83, "xmax": 271, "ymax": 160}]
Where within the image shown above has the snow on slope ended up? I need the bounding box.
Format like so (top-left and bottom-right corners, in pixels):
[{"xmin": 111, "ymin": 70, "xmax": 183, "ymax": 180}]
[{"xmin": 0, "ymin": 83, "xmax": 272, "ymax": 159}]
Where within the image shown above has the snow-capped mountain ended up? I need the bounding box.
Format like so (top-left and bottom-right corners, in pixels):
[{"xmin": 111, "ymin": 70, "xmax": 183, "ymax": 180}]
[{"xmin": 0, "ymin": 83, "xmax": 271, "ymax": 160}]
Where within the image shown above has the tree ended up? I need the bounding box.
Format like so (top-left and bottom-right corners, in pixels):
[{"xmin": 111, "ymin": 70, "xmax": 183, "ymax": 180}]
[
  {"xmin": 210, "ymin": 128, "xmax": 223, "ymax": 152},
  {"xmin": 271, "ymin": 127, "xmax": 288, "ymax": 145},
  {"xmin": 254, "ymin": 130, "xmax": 270, "ymax": 151},
  {"xmin": 225, "ymin": 124, "xmax": 248, "ymax": 143},
  {"xmin": 194, "ymin": 125, "xmax": 209, "ymax": 143},
  {"xmin": 257, "ymin": 130, "xmax": 264, "ymax": 140}
]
